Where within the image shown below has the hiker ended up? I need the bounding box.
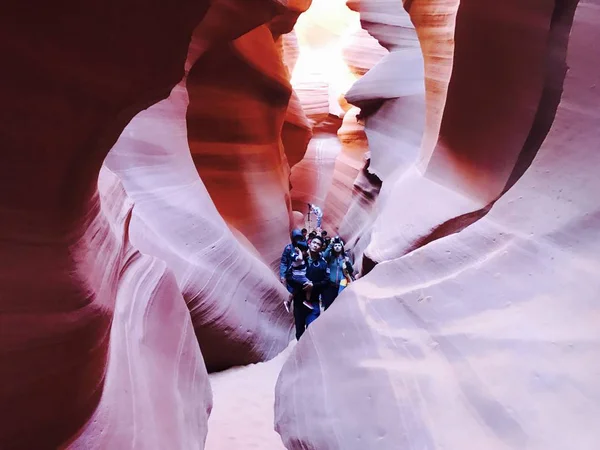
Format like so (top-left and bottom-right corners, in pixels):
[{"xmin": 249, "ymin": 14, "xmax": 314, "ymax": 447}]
[
  {"xmin": 287, "ymin": 241, "xmax": 313, "ymax": 309},
  {"xmin": 279, "ymin": 229, "xmax": 306, "ymax": 287},
  {"xmin": 280, "ymin": 229, "xmax": 307, "ymax": 315},
  {"xmin": 321, "ymin": 229, "xmax": 331, "ymax": 248},
  {"xmin": 321, "ymin": 236, "xmax": 354, "ymax": 310},
  {"xmin": 287, "ymin": 235, "xmax": 329, "ymax": 340}
]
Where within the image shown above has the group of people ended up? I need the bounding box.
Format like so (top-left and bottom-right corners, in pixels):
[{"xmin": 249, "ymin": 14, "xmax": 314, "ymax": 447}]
[{"xmin": 279, "ymin": 225, "xmax": 355, "ymax": 340}]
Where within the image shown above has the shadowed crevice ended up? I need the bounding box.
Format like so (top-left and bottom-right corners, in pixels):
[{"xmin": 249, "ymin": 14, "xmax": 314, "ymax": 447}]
[{"xmin": 503, "ymin": 0, "xmax": 580, "ymax": 192}]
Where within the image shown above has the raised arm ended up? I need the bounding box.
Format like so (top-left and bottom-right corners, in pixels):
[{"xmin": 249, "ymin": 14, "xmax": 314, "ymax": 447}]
[{"xmin": 322, "ymin": 243, "xmax": 333, "ymax": 261}]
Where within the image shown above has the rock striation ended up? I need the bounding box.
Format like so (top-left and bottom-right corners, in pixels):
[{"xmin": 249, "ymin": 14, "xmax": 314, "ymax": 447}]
[
  {"xmin": 0, "ymin": 0, "xmax": 298, "ymax": 448},
  {"xmin": 275, "ymin": 0, "xmax": 600, "ymax": 449},
  {"xmin": 105, "ymin": 21, "xmax": 296, "ymax": 372},
  {"xmin": 187, "ymin": 2, "xmax": 312, "ymax": 267}
]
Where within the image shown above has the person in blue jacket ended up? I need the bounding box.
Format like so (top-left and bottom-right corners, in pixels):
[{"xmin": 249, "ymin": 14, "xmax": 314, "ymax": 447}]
[
  {"xmin": 321, "ymin": 236, "xmax": 354, "ymax": 310},
  {"xmin": 287, "ymin": 235, "xmax": 329, "ymax": 340},
  {"xmin": 279, "ymin": 229, "xmax": 306, "ymax": 288}
]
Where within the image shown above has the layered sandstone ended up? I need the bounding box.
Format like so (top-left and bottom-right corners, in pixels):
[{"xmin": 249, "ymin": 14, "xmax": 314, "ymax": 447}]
[
  {"xmin": 0, "ymin": 2, "xmax": 210, "ymax": 447},
  {"xmin": 364, "ymin": 0, "xmax": 572, "ymax": 264},
  {"xmin": 0, "ymin": 0, "xmax": 295, "ymax": 448},
  {"xmin": 105, "ymin": 29, "xmax": 295, "ymax": 372},
  {"xmin": 66, "ymin": 169, "xmax": 212, "ymax": 449},
  {"xmin": 288, "ymin": 0, "xmax": 385, "ymax": 232},
  {"xmin": 187, "ymin": 2, "xmax": 312, "ymax": 267},
  {"xmin": 276, "ymin": 1, "xmax": 600, "ymax": 450}
]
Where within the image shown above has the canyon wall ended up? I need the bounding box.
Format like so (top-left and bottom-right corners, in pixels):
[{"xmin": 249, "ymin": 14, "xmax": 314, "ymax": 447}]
[
  {"xmin": 0, "ymin": 2, "xmax": 209, "ymax": 447},
  {"xmin": 105, "ymin": 10, "xmax": 306, "ymax": 372},
  {"xmin": 0, "ymin": 0, "xmax": 298, "ymax": 448},
  {"xmin": 187, "ymin": 2, "xmax": 312, "ymax": 267},
  {"xmin": 275, "ymin": 1, "xmax": 600, "ymax": 449},
  {"xmin": 288, "ymin": 0, "xmax": 387, "ymax": 233},
  {"xmin": 335, "ymin": 0, "xmax": 426, "ymax": 266}
]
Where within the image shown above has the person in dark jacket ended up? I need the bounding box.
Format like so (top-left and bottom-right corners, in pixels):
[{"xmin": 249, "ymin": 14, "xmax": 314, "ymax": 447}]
[
  {"xmin": 288, "ymin": 235, "xmax": 329, "ymax": 340},
  {"xmin": 279, "ymin": 229, "xmax": 306, "ymax": 287},
  {"xmin": 286, "ymin": 241, "xmax": 314, "ymax": 309},
  {"xmin": 321, "ymin": 236, "xmax": 354, "ymax": 310},
  {"xmin": 301, "ymin": 228, "xmax": 308, "ymax": 239}
]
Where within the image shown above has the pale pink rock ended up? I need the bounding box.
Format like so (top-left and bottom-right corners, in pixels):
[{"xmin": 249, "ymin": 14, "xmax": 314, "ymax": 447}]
[
  {"xmin": 0, "ymin": 0, "xmax": 295, "ymax": 447},
  {"xmin": 289, "ymin": 116, "xmax": 345, "ymax": 222},
  {"xmin": 363, "ymin": 0, "xmax": 569, "ymax": 264},
  {"xmin": 276, "ymin": 2, "xmax": 600, "ymax": 450},
  {"xmin": 344, "ymin": 0, "xmax": 426, "ymax": 183},
  {"xmin": 105, "ymin": 24, "xmax": 295, "ymax": 372},
  {"xmin": 336, "ymin": 0, "xmax": 425, "ymax": 267},
  {"xmin": 67, "ymin": 169, "xmax": 211, "ymax": 450},
  {"xmin": 342, "ymin": 28, "xmax": 388, "ymax": 77}
]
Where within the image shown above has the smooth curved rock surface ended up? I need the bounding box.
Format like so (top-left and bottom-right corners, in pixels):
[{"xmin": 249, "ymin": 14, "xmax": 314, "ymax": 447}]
[
  {"xmin": 282, "ymin": 89, "xmax": 313, "ymax": 169},
  {"xmin": 362, "ymin": 0, "xmax": 576, "ymax": 264},
  {"xmin": 186, "ymin": 1, "xmax": 313, "ymax": 266},
  {"xmin": 67, "ymin": 169, "xmax": 211, "ymax": 450},
  {"xmin": 321, "ymin": 108, "xmax": 370, "ymax": 234},
  {"xmin": 290, "ymin": 0, "xmax": 386, "ymax": 234},
  {"xmin": 342, "ymin": 28, "xmax": 388, "ymax": 77},
  {"xmin": 105, "ymin": 22, "xmax": 296, "ymax": 372},
  {"xmin": 275, "ymin": 1, "xmax": 600, "ymax": 449},
  {"xmin": 0, "ymin": 1, "xmax": 214, "ymax": 447},
  {"xmin": 1, "ymin": 0, "xmax": 293, "ymax": 447},
  {"xmin": 344, "ymin": 0, "xmax": 426, "ymax": 183},
  {"xmin": 290, "ymin": 116, "xmax": 344, "ymax": 219},
  {"xmin": 187, "ymin": 26, "xmax": 294, "ymax": 266}
]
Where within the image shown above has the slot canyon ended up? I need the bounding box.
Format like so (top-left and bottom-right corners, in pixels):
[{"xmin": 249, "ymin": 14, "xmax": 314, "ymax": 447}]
[{"xmin": 1, "ymin": 0, "xmax": 599, "ymax": 449}]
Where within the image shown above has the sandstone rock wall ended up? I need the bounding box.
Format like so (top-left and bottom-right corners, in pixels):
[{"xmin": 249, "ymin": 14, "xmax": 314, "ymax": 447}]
[
  {"xmin": 0, "ymin": 0, "xmax": 299, "ymax": 448},
  {"xmin": 288, "ymin": 0, "xmax": 387, "ymax": 232},
  {"xmin": 0, "ymin": 1, "xmax": 211, "ymax": 447},
  {"xmin": 67, "ymin": 169, "xmax": 212, "ymax": 449},
  {"xmin": 275, "ymin": 1, "xmax": 600, "ymax": 449},
  {"xmin": 364, "ymin": 0, "xmax": 576, "ymax": 264},
  {"xmin": 187, "ymin": 3, "xmax": 313, "ymax": 267},
  {"xmin": 105, "ymin": 23, "xmax": 296, "ymax": 372}
]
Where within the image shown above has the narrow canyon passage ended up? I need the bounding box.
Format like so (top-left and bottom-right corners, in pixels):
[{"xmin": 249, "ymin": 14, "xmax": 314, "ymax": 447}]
[
  {"xmin": 1, "ymin": 0, "xmax": 599, "ymax": 449},
  {"xmin": 205, "ymin": 343, "xmax": 296, "ymax": 449},
  {"xmin": 206, "ymin": 3, "xmax": 375, "ymax": 448}
]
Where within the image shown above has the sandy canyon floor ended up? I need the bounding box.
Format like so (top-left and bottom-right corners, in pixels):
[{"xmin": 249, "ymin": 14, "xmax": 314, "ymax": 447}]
[{"xmin": 205, "ymin": 341, "xmax": 296, "ymax": 449}]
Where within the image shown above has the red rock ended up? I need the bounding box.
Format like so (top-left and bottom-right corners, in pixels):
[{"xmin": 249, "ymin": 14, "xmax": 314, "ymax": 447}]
[
  {"xmin": 0, "ymin": 1, "xmax": 212, "ymax": 446},
  {"xmin": 321, "ymin": 108, "xmax": 370, "ymax": 234},
  {"xmin": 342, "ymin": 28, "xmax": 388, "ymax": 76},
  {"xmin": 105, "ymin": 15, "xmax": 299, "ymax": 373},
  {"xmin": 186, "ymin": 26, "xmax": 295, "ymax": 266},
  {"xmin": 0, "ymin": 0, "xmax": 293, "ymax": 447}
]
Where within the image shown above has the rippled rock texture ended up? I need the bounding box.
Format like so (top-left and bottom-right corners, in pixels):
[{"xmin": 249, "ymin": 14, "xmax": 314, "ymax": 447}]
[
  {"xmin": 187, "ymin": 2, "xmax": 312, "ymax": 267},
  {"xmin": 276, "ymin": 1, "xmax": 600, "ymax": 449},
  {"xmin": 288, "ymin": 0, "xmax": 385, "ymax": 233},
  {"xmin": 1, "ymin": 0, "xmax": 299, "ymax": 448},
  {"xmin": 105, "ymin": 22, "xmax": 296, "ymax": 373}
]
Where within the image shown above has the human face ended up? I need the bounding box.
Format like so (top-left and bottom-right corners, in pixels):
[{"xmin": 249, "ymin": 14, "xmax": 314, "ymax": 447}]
[
  {"xmin": 333, "ymin": 243, "xmax": 343, "ymax": 253},
  {"xmin": 309, "ymin": 238, "xmax": 322, "ymax": 253}
]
